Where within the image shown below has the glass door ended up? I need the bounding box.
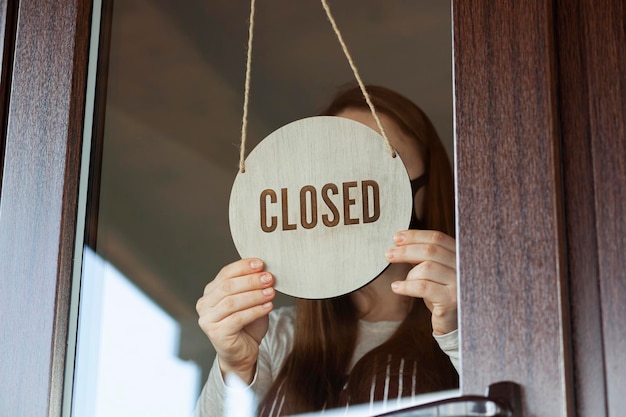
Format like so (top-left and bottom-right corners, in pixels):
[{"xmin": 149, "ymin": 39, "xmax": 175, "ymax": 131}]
[{"xmin": 68, "ymin": 1, "xmax": 454, "ymax": 415}]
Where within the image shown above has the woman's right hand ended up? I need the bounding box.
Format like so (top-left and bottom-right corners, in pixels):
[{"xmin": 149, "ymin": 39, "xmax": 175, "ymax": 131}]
[{"xmin": 196, "ymin": 258, "xmax": 275, "ymax": 384}]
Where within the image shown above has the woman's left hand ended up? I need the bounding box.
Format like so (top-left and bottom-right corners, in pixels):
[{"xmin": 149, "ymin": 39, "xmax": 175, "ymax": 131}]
[{"xmin": 385, "ymin": 230, "xmax": 458, "ymax": 335}]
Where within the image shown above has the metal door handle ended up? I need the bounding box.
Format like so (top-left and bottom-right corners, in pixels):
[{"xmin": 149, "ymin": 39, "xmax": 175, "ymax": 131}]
[{"xmin": 374, "ymin": 381, "xmax": 522, "ymax": 417}]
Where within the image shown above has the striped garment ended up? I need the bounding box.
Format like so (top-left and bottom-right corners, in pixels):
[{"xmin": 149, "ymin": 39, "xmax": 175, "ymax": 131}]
[
  {"xmin": 193, "ymin": 306, "xmax": 459, "ymax": 417},
  {"xmin": 259, "ymin": 355, "xmax": 432, "ymax": 417}
]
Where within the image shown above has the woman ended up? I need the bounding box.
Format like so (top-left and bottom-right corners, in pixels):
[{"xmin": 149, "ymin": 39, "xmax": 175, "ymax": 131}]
[{"xmin": 195, "ymin": 85, "xmax": 459, "ymax": 417}]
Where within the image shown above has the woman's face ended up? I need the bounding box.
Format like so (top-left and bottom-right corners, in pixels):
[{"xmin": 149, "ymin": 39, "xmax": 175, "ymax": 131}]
[{"xmin": 335, "ymin": 108, "xmax": 426, "ymax": 219}]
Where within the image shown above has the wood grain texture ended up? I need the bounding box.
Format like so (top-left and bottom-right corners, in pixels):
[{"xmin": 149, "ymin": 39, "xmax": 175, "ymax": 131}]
[
  {"xmin": 229, "ymin": 116, "xmax": 412, "ymax": 298},
  {"xmin": 453, "ymin": 2, "xmax": 573, "ymax": 416},
  {"xmin": 0, "ymin": 0, "xmax": 91, "ymax": 416},
  {"xmin": 557, "ymin": 1, "xmax": 626, "ymax": 416},
  {"xmin": 555, "ymin": 2, "xmax": 605, "ymax": 415},
  {"xmin": 0, "ymin": 0, "xmax": 17, "ymax": 194},
  {"xmin": 0, "ymin": 0, "xmax": 6, "ymax": 78},
  {"xmin": 587, "ymin": 1, "xmax": 626, "ymax": 410},
  {"xmin": 0, "ymin": 0, "xmax": 6, "ymax": 192}
]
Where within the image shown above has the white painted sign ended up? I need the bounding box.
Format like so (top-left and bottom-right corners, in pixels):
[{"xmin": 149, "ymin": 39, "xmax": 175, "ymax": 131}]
[{"xmin": 229, "ymin": 116, "xmax": 412, "ymax": 299}]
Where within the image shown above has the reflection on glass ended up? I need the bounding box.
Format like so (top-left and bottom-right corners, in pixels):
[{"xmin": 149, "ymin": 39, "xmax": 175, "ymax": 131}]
[
  {"xmin": 70, "ymin": 0, "xmax": 453, "ymax": 415},
  {"xmin": 72, "ymin": 249, "xmax": 200, "ymax": 417}
]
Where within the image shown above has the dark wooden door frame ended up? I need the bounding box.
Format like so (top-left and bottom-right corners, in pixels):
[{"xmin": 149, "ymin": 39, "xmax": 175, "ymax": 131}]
[
  {"xmin": 0, "ymin": 0, "xmax": 92, "ymax": 416},
  {"xmin": 453, "ymin": 1, "xmax": 626, "ymax": 417},
  {"xmin": 555, "ymin": 0, "xmax": 626, "ymax": 414},
  {"xmin": 1, "ymin": 1, "xmax": 624, "ymax": 416},
  {"xmin": 453, "ymin": 2, "xmax": 573, "ymax": 416},
  {"xmin": 0, "ymin": 0, "xmax": 18, "ymax": 193}
]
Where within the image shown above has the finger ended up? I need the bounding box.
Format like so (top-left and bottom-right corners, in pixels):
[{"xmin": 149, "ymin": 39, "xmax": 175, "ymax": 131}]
[
  {"xmin": 393, "ymin": 230, "xmax": 456, "ymax": 253},
  {"xmin": 391, "ymin": 279, "xmax": 457, "ymax": 308},
  {"xmin": 196, "ymin": 282, "xmax": 276, "ymax": 321},
  {"xmin": 385, "ymin": 242, "xmax": 456, "ymax": 269},
  {"xmin": 391, "ymin": 261, "xmax": 456, "ymax": 299},
  {"xmin": 407, "ymin": 260, "xmax": 457, "ymax": 286},
  {"xmin": 392, "ymin": 276, "xmax": 458, "ymax": 336},
  {"xmin": 203, "ymin": 271, "xmax": 274, "ymax": 307},
  {"xmin": 203, "ymin": 302, "xmax": 273, "ymax": 342},
  {"xmin": 392, "ymin": 278, "xmax": 454, "ymax": 304},
  {"xmin": 198, "ymin": 284, "xmax": 275, "ymax": 323},
  {"xmin": 212, "ymin": 258, "xmax": 265, "ymax": 286}
]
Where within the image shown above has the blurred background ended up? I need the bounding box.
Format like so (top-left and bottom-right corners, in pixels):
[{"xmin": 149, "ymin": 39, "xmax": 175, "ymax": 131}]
[{"xmin": 73, "ymin": 0, "xmax": 453, "ymax": 415}]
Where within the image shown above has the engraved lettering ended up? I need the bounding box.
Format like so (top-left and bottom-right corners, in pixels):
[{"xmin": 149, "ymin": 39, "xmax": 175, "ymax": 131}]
[
  {"xmin": 260, "ymin": 189, "xmax": 278, "ymax": 232},
  {"xmin": 343, "ymin": 181, "xmax": 359, "ymax": 225},
  {"xmin": 362, "ymin": 180, "xmax": 380, "ymax": 223},
  {"xmin": 321, "ymin": 183, "xmax": 340, "ymax": 227},
  {"xmin": 259, "ymin": 180, "xmax": 380, "ymax": 232},
  {"xmin": 281, "ymin": 188, "xmax": 297, "ymax": 230},
  {"xmin": 300, "ymin": 185, "xmax": 318, "ymax": 229}
]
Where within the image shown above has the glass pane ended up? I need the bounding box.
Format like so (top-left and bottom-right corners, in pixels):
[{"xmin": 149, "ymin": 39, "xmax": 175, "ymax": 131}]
[{"xmin": 71, "ymin": 0, "xmax": 454, "ymax": 416}]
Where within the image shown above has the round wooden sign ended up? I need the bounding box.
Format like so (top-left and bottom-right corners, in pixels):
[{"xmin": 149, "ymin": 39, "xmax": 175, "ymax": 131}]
[{"xmin": 229, "ymin": 116, "xmax": 412, "ymax": 299}]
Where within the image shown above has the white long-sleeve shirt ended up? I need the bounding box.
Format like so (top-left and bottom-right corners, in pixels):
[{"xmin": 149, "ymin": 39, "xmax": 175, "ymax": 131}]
[{"xmin": 193, "ymin": 306, "xmax": 459, "ymax": 417}]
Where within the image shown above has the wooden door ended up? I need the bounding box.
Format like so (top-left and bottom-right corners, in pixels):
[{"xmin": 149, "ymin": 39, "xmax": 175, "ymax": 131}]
[
  {"xmin": 556, "ymin": 0, "xmax": 626, "ymax": 414},
  {"xmin": 454, "ymin": 1, "xmax": 625, "ymax": 416},
  {"xmin": 0, "ymin": 0, "xmax": 91, "ymax": 415},
  {"xmin": 454, "ymin": 2, "xmax": 573, "ymax": 416}
]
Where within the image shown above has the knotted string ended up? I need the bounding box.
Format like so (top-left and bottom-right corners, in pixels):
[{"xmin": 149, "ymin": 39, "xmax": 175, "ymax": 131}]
[
  {"xmin": 239, "ymin": 0, "xmax": 256, "ymax": 173},
  {"xmin": 238, "ymin": 0, "xmax": 396, "ymax": 173},
  {"xmin": 319, "ymin": 0, "xmax": 396, "ymax": 159}
]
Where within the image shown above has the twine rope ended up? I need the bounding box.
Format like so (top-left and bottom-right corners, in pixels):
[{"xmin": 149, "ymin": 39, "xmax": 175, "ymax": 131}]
[
  {"xmin": 239, "ymin": 0, "xmax": 396, "ymax": 173},
  {"xmin": 239, "ymin": 0, "xmax": 256, "ymax": 173},
  {"xmin": 319, "ymin": 0, "xmax": 396, "ymax": 158}
]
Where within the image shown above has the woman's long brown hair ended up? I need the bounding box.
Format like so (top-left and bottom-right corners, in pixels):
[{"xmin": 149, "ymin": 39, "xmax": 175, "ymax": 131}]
[{"xmin": 258, "ymin": 85, "xmax": 458, "ymax": 415}]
